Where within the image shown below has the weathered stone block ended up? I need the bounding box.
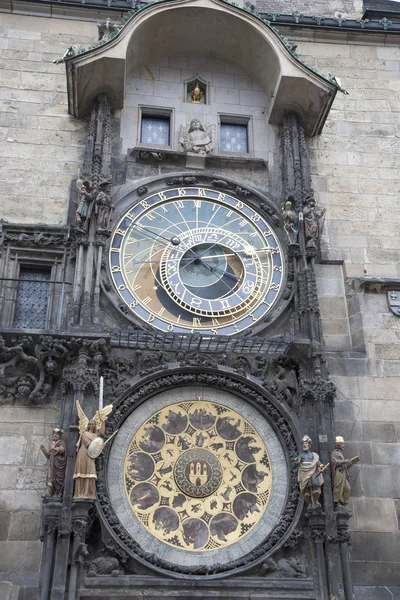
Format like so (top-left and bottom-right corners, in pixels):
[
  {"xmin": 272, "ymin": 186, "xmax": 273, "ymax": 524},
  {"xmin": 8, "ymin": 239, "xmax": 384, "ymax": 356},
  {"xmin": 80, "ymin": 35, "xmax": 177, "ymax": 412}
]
[
  {"xmin": 0, "ymin": 512, "xmax": 10, "ymax": 541},
  {"xmin": 8, "ymin": 511, "xmax": 40, "ymax": 541},
  {"xmin": 0, "ymin": 490, "xmax": 41, "ymax": 512},
  {"xmin": 372, "ymin": 443, "xmax": 400, "ymax": 466},
  {"xmin": 362, "ymin": 422, "xmax": 397, "ymax": 443},
  {"xmin": 0, "ymin": 541, "xmax": 42, "ymax": 571},
  {"xmin": 0, "ymin": 437, "xmax": 26, "ymax": 466},
  {"xmin": 351, "ymin": 532, "xmax": 400, "ymax": 562},
  {"xmin": 16, "ymin": 467, "xmax": 46, "ymax": 491},
  {"xmin": 352, "ymin": 497, "xmax": 398, "ymax": 532},
  {"xmin": 351, "ymin": 561, "xmax": 400, "ymax": 586}
]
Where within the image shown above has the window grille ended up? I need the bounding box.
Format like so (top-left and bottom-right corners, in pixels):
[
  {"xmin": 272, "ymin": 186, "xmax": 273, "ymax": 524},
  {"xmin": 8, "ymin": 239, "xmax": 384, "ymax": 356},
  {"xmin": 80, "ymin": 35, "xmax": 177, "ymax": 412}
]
[
  {"xmin": 141, "ymin": 116, "xmax": 170, "ymax": 146},
  {"xmin": 13, "ymin": 268, "xmax": 51, "ymax": 329},
  {"xmin": 220, "ymin": 123, "xmax": 248, "ymax": 153}
]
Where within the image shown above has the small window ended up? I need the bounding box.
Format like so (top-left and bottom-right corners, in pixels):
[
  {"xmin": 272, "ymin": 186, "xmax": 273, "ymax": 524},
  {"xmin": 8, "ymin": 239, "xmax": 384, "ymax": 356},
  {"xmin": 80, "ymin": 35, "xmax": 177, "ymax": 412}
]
[
  {"xmin": 220, "ymin": 123, "xmax": 248, "ymax": 154},
  {"xmin": 13, "ymin": 267, "xmax": 51, "ymax": 329},
  {"xmin": 141, "ymin": 116, "xmax": 170, "ymax": 146}
]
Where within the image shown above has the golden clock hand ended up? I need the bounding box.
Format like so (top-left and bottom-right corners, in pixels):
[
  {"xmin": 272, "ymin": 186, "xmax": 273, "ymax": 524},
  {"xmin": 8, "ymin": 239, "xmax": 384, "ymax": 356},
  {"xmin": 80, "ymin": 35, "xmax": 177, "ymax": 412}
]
[{"xmin": 199, "ymin": 248, "xmax": 273, "ymax": 260}]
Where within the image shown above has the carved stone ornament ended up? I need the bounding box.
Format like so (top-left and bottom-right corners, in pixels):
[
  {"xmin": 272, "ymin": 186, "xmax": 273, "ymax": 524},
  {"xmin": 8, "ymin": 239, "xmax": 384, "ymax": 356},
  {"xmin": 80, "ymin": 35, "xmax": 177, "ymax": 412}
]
[
  {"xmin": 180, "ymin": 119, "xmax": 215, "ymax": 155},
  {"xmin": 95, "ymin": 369, "xmax": 300, "ymax": 578},
  {"xmin": 388, "ymin": 290, "xmax": 400, "ymax": 316}
]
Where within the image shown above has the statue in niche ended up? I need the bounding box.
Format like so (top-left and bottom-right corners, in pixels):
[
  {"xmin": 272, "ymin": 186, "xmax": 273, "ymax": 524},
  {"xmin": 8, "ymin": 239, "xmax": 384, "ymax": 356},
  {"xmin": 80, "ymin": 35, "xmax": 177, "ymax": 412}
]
[
  {"xmin": 180, "ymin": 119, "xmax": 214, "ymax": 155},
  {"xmin": 282, "ymin": 198, "xmax": 299, "ymax": 244},
  {"xmin": 295, "ymin": 435, "xmax": 328, "ymax": 510},
  {"xmin": 95, "ymin": 181, "xmax": 114, "ymax": 232},
  {"xmin": 73, "ymin": 401, "xmax": 113, "ymax": 500},
  {"xmin": 191, "ymin": 82, "xmax": 203, "ymax": 104},
  {"xmin": 330, "ymin": 436, "xmax": 359, "ymax": 507},
  {"xmin": 40, "ymin": 428, "xmax": 67, "ymax": 498},
  {"xmin": 74, "ymin": 180, "xmax": 93, "ymax": 232},
  {"xmin": 303, "ymin": 195, "xmax": 326, "ymax": 248}
]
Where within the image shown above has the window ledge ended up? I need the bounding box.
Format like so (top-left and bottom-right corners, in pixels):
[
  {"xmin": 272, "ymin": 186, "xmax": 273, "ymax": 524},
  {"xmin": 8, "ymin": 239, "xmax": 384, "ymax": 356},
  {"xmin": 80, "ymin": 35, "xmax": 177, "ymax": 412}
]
[{"xmin": 128, "ymin": 147, "xmax": 267, "ymax": 171}]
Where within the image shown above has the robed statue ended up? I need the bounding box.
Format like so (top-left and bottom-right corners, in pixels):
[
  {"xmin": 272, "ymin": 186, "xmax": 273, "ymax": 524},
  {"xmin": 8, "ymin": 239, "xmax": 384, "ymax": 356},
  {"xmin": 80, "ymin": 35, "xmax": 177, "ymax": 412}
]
[
  {"xmin": 180, "ymin": 119, "xmax": 214, "ymax": 155},
  {"xmin": 295, "ymin": 435, "xmax": 328, "ymax": 510},
  {"xmin": 40, "ymin": 428, "xmax": 67, "ymax": 498},
  {"xmin": 73, "ymin": 400, "xmax": 113, "ymax": 500},
  {"xmin": 330, "ymin": 436, "xmax": 359, "ymax": 507}
]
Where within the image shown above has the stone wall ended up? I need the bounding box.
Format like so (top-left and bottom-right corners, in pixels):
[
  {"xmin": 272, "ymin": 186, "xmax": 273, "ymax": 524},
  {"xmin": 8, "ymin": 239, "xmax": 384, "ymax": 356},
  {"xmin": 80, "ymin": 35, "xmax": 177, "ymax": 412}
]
[
  {"xmin": 0, "ymin": 6, "xmax": 399, "ymax": 599},
  {"xmin": 0, "ymin": 13, "xmax": 98, "ymax": 225},
  {"xmin": 0, "ymin": 405, "xmax": 59, "ymax": 596},
  {"xmin": 290, "ymin": 32, "xmax": 400, "ymax": 595}
]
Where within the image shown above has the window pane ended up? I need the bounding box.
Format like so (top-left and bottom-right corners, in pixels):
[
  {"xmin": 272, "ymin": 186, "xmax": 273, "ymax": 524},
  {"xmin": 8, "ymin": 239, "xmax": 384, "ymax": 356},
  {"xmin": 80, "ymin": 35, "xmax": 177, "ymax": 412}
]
[
  {"xmin": 220, "ymin": 123, "xmax": 248, "ymax": 153},
  {"xmin": 141, "ymin": 117, "xmax": 170, "ymax": 146},
  {"xmin": 13, "ymin": 268, "xmax": 51, "ymax": 329}
]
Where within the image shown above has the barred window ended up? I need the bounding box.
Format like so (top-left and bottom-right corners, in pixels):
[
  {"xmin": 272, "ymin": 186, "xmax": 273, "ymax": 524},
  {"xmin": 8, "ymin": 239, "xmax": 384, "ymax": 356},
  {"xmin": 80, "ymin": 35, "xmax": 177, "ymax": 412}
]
[
  {"xmin": 141, "ymin": 116, "xmax": 170, "ymax": 146},
  {"xmin": 220, "ymin": 123, "xmax": 248, "ymax": 153},
  {"xmin": 13, "ymin": 268, "xmax": 51, "ymax": 329}
]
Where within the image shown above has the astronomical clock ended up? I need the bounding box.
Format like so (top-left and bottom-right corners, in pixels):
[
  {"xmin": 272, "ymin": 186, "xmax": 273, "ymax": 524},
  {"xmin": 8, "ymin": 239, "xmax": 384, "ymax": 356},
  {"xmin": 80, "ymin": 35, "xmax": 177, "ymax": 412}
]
[
  {"xmin": 96, "ymin": 179, "xmax": 298, "ymax": 579},
  {"xmin": 108, "ymin": 185, "xmax": 285, "ymax": 335}
]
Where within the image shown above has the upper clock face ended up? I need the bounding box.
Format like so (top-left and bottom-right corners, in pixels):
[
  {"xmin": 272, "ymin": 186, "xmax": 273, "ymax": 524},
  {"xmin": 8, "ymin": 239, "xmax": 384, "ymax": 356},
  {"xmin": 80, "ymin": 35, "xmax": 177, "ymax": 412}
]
[{"xmin": 109, "ymin": 186, "xmax": 284, "ymax": 335}]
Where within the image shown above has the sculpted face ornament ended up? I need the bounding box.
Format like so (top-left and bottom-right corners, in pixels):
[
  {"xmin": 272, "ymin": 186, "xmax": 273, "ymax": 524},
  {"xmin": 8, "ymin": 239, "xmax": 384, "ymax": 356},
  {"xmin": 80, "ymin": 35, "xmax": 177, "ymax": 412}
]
[
  {"xmin": 123, "ymin": 401, "xmax": 272, "ymax": 551},
  {"xmin": 109, "ymin": 187, "xmax": 284, "ymax": 335}
]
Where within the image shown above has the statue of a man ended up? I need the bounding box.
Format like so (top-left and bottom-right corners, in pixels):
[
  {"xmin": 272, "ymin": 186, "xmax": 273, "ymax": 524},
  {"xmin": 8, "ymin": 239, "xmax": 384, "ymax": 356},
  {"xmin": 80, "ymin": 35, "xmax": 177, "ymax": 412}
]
[
  {"xmin": 330, "ymin": 436, "xmax": 359, "ymax": 507},
  {"xmin": 95, "ymin": 182, "xmax": 114, "ymax": 232},
  {"xmin": 40, "ymin": 428, "xmax": 67, "ymax": 498},
  {"xmin": 303, "ymin": 195, "xmax": 326, "ymax": 248},
  {"xmin": 74, "ymin": 180, "xmax": 93, "ymax": 232},
  {"xmin": 282, "ymin": 199, "xmax": 299, "ymax": 244},
  {"xmin": 181, "ymin": 119, "xmax": 213, "ymax": 155},
  {"xmin": 295, "ymin": 435, "xmax": 327, "ymax": 509}
]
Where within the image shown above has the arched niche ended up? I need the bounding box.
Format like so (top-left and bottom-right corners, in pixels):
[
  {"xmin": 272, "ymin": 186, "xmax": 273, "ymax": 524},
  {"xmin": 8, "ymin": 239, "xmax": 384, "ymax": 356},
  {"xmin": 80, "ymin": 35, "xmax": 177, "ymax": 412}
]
[{"xmin": 65, "ymin": 0, "xmax": 338, "ymax": 136}]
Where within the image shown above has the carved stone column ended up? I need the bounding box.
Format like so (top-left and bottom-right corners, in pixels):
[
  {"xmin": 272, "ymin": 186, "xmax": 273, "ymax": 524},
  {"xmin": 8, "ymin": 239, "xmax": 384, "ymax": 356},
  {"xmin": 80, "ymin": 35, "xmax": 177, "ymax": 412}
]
[
  {"xmin": 307, "ymin": 509, "xmax": 329, "ymax": 600},
  {"xmin": 39, "ymin": 498, "xmax": 61, "ymax": 600},
  {"xmin": 336, "ymin": 507, "xmax": 354, "ymax": 600},
  {"xmin": 70, "ymin": 94, "xmax": 112, "ymax": 327},
  {"xmin": 67, "ymin": 500, "xmax": 94, "ymax": 600}
]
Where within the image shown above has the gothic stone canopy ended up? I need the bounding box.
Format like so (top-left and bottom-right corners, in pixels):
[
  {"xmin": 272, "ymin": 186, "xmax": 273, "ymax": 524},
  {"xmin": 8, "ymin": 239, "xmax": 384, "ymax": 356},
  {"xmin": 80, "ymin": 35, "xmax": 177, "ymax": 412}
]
[{"xmin": 64, "ymin": 0, "xmax": 338, "ymax": 136}]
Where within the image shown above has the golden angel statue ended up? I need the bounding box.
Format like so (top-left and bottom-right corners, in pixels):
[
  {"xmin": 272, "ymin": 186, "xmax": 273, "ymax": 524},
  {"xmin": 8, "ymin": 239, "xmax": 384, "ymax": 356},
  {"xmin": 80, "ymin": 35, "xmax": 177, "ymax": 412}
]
[{"xmin": 73, "ymin": 400, "xmax": 113, "ymax": 500}]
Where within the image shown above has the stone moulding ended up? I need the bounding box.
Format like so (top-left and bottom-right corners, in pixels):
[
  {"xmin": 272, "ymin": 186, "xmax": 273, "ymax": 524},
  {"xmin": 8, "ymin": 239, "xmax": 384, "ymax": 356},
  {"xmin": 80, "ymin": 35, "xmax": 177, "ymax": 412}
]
[
  {"xmin": 61, "ymin": 0, "xmax": 340, "ymax": 136},
  {"xmin": 95, "ymin": 367, "xmax": 302, "ymax": 579}
]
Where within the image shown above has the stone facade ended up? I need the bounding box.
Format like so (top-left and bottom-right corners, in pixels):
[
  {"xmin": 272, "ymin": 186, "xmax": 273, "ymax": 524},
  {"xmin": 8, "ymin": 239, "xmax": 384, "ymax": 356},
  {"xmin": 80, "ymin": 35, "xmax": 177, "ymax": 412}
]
[{"xmin": 0, "ymin": 2, "xmax": 399, "ymax": 599}]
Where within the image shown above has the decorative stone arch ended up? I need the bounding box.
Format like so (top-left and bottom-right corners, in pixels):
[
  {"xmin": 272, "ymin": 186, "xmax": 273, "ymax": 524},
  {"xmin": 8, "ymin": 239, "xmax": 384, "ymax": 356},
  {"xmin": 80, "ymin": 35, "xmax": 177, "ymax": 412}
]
[
  {"xmin": 65, "ymin": 0, "xmax": 339, "ymax": 135},
  {"xmin": 95, "ymin": 366, "xmax": 302, "ymax": 579}
]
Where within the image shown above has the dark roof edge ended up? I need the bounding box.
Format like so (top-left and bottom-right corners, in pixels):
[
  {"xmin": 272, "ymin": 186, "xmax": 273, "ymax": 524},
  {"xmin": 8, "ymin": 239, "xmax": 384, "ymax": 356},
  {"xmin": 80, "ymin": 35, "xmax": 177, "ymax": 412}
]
[{"xmin": 2, "ymin": 0, "xmax": 400, "ymax": 34}]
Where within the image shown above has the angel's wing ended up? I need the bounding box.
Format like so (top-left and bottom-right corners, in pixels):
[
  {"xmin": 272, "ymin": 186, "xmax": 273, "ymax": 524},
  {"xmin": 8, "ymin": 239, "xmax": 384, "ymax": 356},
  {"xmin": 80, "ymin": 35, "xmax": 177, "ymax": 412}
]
[
  {"xmin": 76, "ymin": 400, "xmax": 89, "ymax": 435},
  {"xmin": 93, "ymin": 403, "xmax": 113, "ymax": 431}
]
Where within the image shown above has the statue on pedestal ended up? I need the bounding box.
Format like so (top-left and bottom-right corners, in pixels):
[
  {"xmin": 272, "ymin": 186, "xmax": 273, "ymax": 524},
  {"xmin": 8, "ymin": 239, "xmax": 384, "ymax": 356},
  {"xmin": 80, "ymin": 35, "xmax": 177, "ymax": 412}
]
[
  {"xmin": 40, "ymin": 428, "xmax": 67, "ymax": 498},
  {"xmin": 295, "ymin": 435, "xmax": 328, "ymax": 510},
  {"xmin": 95, "ymin": 181, "xmax": 114, "ymax": 232},
  {"xmin": 282, "ymin": 199, "xmax": 299, "ymax": 244},
  {"xmin": 303, "ymin": 195, "xmax": 326, "ymax": 249},
  {"xmin": 330, "ymin": 436, "xmax": 359, "ymax": 507},
  {"xmin": 73, "ymin": 400, "xmax": 113, "ymax": 500},
  {"xmin": 74, "ymin": 180, "xmax": 93, "ymax": 232}
]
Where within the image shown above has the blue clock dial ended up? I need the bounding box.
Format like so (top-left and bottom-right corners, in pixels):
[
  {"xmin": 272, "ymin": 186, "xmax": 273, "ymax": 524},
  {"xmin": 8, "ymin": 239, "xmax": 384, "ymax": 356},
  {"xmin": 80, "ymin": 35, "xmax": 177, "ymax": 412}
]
[{"xmin": 109, "ymin": 187, "xmax": 284, "ymax": 335}]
